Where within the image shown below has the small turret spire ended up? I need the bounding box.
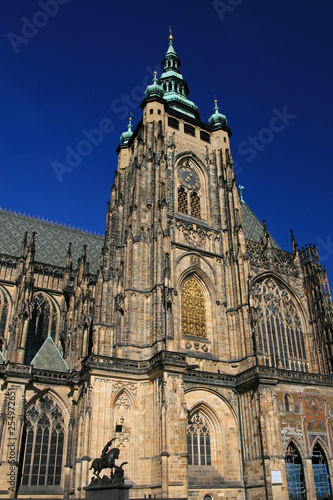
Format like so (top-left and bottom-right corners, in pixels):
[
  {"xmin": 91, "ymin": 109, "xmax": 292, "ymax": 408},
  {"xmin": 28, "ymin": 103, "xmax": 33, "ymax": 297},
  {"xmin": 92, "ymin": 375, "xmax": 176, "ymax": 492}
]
[
  {"xmin": 209, "ymin": 98, "xmax": 227, "ymax": 128},
  {"xmin": 66, "ymin": 242, "xmax": 72, "ymax": 268},
  {"xmin": 120, "ymin": 116, "xmax": 133, "ymax": 145},
  {"xmin": 20, "ymin": 231, "xmax": 28, "ymax": 258},
  {"xmin": 145, "ymin": 71, "xmax": 165, "ymax": 99}
]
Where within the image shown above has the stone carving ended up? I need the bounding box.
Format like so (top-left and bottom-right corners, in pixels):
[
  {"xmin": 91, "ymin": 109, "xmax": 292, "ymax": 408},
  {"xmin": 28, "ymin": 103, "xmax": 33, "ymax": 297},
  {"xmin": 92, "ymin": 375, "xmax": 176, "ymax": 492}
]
[{"xmin": 246, "ymin": 240, "xmax": 299, "ymax": 277}]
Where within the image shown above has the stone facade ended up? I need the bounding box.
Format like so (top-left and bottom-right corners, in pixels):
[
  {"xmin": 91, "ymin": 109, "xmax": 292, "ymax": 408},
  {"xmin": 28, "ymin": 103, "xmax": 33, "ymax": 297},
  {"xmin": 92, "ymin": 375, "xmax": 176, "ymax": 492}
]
[{"xmin": 0, "ymin": 34, "xmax": 333, "ymax": 500}]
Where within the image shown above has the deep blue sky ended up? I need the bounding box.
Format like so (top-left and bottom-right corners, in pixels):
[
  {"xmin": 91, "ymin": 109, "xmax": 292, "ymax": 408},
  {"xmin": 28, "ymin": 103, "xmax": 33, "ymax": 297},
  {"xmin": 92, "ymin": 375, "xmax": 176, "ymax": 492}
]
[{"xmin": 1, "ymin": 1, "xmax": 333, "ymax": 283}]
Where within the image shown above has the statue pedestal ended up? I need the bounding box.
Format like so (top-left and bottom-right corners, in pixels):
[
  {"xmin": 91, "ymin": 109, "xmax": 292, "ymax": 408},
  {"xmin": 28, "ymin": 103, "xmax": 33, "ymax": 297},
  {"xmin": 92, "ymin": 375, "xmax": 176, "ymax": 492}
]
[{"xmin": 84, "ymin": 478, "xmax": 132, "ymax": 500}]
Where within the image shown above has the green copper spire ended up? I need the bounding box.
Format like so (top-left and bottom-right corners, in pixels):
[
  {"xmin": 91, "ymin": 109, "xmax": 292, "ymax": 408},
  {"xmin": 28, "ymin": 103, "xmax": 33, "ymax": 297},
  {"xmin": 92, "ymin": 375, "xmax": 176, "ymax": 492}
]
[
  {"xmin": 208, "ymin": 99, "xmax": 227, "ymax": 128},
  {"xmin": 145, "ymin": 70, "xmax": 165, "ymax": 99},
  {"xmin": 158, "ymin": 30, "xmax": 200, "ymax": 120},
  {"xmin": 120, "ymin": 116, "xmax": 133, "ymax": 145}
]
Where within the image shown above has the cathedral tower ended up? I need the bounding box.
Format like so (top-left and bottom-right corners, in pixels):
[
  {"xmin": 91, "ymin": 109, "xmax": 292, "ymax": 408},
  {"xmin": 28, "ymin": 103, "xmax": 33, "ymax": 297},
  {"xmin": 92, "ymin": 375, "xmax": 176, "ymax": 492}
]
[{"xmin": 0, "ymin": 32, "xmax": 333, "ymax": 500}]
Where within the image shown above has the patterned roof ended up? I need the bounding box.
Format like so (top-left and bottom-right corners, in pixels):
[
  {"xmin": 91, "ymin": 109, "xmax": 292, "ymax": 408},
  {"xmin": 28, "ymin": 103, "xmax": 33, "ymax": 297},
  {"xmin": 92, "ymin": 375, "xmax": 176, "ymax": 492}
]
[
  {"xmin": 0, "ymin": 209, "xmax": 104, "ymax": 273},
  {"xmin": 31, "ymin": 336, "xmax": 69, "ymax": 372},
  {"xmin": 242, "ymin": 202, "xmax": 280, "ymax": 249},
  {"xmin": 0, "ymin": 203, "xmax": 279, "ymax": 274}
]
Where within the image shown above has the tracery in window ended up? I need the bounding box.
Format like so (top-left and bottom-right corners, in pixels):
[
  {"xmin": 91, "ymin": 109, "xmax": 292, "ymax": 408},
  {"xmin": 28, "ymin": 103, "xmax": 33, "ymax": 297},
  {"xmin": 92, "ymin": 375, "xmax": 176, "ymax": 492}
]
[
  {"xmin": 182, "ymin": 277, "xmax": 206, "ymax": 338},
  {"xmin": 21, "ymin": 395, "xmax": 64, "ymax": 488},
  {"xmin": 177, "ymin": 161, "xmax": 202, "ymax": 219},
  {"xmin": 187, "ymin": 412, "xmax": 211, "ymax": 466},
  {"xmin": 253, "ymin": 278, "xmax": 307, "ymax": 372},
  {"xmin": 25, "ymin": 293, "xmax": 57, "ymax": 365}
]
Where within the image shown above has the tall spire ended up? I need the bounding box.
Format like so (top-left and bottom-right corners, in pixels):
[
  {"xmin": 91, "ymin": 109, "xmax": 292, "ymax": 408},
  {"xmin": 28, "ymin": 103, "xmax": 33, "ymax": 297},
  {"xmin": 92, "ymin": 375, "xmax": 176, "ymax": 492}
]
[{"xmin": 158, "ymin": 30, "xmax": 200, "ymax": 119}]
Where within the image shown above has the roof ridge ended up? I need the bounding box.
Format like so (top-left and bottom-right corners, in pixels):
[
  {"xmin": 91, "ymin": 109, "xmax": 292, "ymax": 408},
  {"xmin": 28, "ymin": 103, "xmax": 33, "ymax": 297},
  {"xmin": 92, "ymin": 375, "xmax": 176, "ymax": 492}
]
[
  {"xmin": 30, "ymin": 335, "xmax": 69, "ymax": 373},
  {"xmin": 0, "ymin": 206, "xmax": 104, "ymax": 237}
]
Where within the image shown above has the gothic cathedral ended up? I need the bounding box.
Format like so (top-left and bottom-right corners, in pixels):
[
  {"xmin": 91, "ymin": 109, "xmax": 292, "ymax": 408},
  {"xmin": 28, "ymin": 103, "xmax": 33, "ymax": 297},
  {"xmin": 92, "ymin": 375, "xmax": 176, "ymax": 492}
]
[{"xmin": 0, "ymin": 33, "xmax": 333, "ymax": 500}]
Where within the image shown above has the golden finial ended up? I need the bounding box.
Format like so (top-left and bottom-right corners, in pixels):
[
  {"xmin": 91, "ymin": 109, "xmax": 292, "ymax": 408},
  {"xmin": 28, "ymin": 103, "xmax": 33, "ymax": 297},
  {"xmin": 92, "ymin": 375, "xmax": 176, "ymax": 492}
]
[{"xmin": 169, "ymin": 26, "xmax": 173, "ymax": 41}]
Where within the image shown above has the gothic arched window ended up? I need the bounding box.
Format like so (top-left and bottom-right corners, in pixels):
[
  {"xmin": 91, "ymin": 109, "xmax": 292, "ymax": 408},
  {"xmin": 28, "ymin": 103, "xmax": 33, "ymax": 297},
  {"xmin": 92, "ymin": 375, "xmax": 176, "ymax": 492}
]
[
  {"xmin": 187, "ymin": 412, "xmax": 211, "ymax": 466},
  {"xmin": 177, "ymin": 162, "xmax": 202, "ymax": 219},
  {"xmin": 252, "ymin": 278, "xmax": 308, "ymax": 372},
  {"xmin": 285, "ymin": 442, "xmax": 306, "ymax": 499},
  {"xmin": 0, "ymin": 289, "xmax": 9, "ymax": 349},
  {"xmin": 21, "ymin": 395, "xmax": 65, "ymax": 489},
  {"xmin": 181, "ymin": 277, "xmax": 207, "ymax": 338},
  {"xmin": 25, "ymin": 294, "xmax": 57, "ymax": 365},
  {"xmin": 178, "ymin": 187, "xmax": 188, "ymax": 214},
  {"xmin": 190, "ymin": 192, "xmax": 201, "ymax": 218},
  {"xmin": 285, "ymin": 394, "xmax": 293, "ymax": 413},
  {"xmin": 312, "ymin": 442, "xmax": 331, "ymax": 498}
]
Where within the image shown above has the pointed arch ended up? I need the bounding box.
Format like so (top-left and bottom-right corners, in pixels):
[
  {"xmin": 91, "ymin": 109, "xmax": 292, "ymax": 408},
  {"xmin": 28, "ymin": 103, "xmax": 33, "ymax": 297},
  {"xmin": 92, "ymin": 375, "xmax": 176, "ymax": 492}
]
[
  {"xmin": 111, "ymin": 387, "xmax": 135, "ymax": 479},
  {"xmin": 181, "ymin": 276, "xmax": 207, "ymax": 338},
  {"xmin": 25, "ymin": 292, "xmax": 59, "ymax": 365},
  {"xmin": 285, "ymin": 440, "xmax": 306, "ymax": 499},
  {"xmin": 178, "ymin": 267, "xmax": 215, "ymax": 344},
  {"xmin": 311, "ymin": 440, "xmax": 332, "ymax": 498},
  {"xmin": 175, "ymin": 155, "xmax": 208, "ymax": 222},
  {"xmin": 251, "ymin": 275, "xmax": 309, "ymax": 372},
  {"xmin": 0, "ymin": 285, "xmax": 11, "ymax": 350},
  {"xmin": 185, "ymin": 390, "xmax": 242, "ymax": 482},
  {"xmin": 19, "ymin": 392, "xmax": 67, "ymax": 493}
]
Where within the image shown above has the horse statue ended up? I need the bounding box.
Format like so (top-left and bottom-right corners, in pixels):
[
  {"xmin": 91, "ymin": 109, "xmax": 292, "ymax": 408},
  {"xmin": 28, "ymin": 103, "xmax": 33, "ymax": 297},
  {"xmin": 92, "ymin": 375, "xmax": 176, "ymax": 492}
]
[{"xmin": 89, "ymin": 438, "xmax": 120, "ymax": 477}]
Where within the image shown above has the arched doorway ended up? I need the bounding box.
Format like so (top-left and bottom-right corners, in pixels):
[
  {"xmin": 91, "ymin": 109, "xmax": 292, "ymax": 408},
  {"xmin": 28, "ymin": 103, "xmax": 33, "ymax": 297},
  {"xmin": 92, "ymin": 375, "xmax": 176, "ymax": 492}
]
[
  {"xmin": 312, "ymin": 442, "xmax": 331, "ymax": 499},
  {"xmin": 285, "ymin": 442, "xmax": 306, "ymax": 499}
]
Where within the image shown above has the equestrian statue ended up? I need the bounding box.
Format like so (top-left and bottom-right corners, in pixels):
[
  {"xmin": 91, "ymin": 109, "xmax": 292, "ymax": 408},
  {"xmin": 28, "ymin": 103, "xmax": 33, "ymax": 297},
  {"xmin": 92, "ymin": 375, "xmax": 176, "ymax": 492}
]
[{"xmin": 89, "ymin": 438, "xmax": 128, "ymax": 483}]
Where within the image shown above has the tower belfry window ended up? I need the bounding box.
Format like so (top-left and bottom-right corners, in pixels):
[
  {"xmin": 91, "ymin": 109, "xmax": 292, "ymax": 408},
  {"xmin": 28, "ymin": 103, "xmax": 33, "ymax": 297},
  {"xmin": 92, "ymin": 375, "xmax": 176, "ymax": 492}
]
[
  {"xmin": 177, "ymin": 163, "xmax": 202, "ymax": 219},
  {"xmin": 191, "ymin": 192, "xmax": 201, "ymax": 218},
  {"xmin": 178, "ymin": 187, "xmax": 188, "ymax": 214}
]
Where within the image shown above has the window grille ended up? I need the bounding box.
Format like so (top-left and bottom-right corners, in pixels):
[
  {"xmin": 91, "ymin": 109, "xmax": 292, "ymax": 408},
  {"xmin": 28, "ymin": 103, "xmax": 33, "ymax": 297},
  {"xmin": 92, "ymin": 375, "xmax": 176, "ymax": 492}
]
[
  {"xmin": 182, "ymin": 277, "xmax": 206, "ymax": 338},
  {"xmin": 190, "ymin": 192, "xmax": 201, "ymax": 218},
  {"xmin": 178, "ymin": 187, "xmax": 188, "ymax": 214}
]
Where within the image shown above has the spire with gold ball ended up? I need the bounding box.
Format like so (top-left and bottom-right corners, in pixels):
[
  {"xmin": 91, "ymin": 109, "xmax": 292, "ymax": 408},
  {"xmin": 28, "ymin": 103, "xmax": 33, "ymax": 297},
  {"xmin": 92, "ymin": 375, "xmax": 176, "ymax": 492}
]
[{"xmin": 209, "ymin": 99, "xmax": 227, "ymax": 128}]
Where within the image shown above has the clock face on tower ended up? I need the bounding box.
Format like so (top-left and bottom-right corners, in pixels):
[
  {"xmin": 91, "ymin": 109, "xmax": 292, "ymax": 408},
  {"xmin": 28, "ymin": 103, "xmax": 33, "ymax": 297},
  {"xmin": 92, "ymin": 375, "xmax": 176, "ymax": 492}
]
[{"xmin": 177, "ymin": 166, "xmax": 200, "ymax": 190}]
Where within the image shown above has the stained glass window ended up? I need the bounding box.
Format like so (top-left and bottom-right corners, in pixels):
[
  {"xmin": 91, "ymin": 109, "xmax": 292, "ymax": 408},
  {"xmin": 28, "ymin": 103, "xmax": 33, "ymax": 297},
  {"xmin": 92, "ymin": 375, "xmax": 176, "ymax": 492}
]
[
  {"xmin": 21, "ymin": 395, "xmax": 64, "ymax": 488},
  {"xmin": 187, "ymin": 413, "xmax": 211, "ymax": 466},
  {"xmin": 182, "ymin": 277, "xmax": 206, "ymax": 338},
  {"xmin": 253, "ymin": 278, "xmax": 308, "ymax": 372}
]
